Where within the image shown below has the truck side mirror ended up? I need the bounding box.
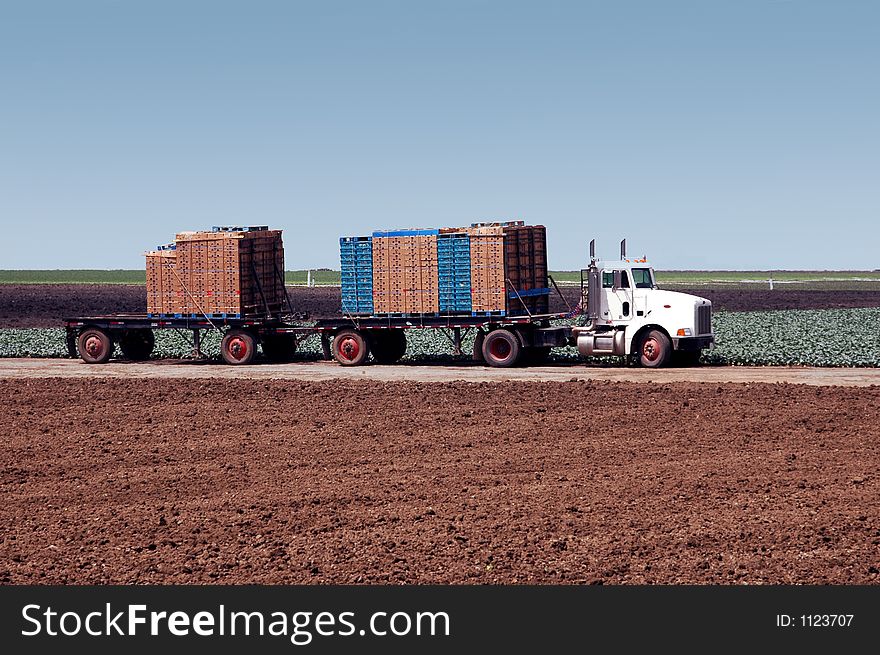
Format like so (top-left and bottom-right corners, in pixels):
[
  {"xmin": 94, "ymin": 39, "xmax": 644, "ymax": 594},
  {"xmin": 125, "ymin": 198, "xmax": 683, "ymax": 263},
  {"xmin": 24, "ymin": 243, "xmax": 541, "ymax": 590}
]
[{"xmin": 612, "ymin": 270, "xmax": 621, "ymax": 290}]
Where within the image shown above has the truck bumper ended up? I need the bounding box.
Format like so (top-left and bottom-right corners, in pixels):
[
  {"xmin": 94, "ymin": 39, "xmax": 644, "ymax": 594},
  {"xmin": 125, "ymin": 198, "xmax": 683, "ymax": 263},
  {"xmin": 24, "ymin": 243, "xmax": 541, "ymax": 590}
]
[{"xmin": 673, "ymin": 335, "xmax": 714, "ymax": 351}]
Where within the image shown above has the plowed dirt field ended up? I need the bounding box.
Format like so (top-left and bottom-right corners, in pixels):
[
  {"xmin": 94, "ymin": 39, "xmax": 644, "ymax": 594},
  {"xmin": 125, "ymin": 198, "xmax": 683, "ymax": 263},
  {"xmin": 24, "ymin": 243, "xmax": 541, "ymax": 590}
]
[
  {"xmin": 4, "ymin": 284, "xmax": 880, "ymax": 327},
  {"xmin": 2, "ymin": 378, "xmax": 877, "ymax": 584}
]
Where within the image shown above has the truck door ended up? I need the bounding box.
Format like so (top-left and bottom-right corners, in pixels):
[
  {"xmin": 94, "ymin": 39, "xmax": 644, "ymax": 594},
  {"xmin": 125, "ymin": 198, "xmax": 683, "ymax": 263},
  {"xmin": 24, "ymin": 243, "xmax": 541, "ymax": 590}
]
[{"xmin": 601, "ymin": 269, "xmax": 633, "ymax": 322}]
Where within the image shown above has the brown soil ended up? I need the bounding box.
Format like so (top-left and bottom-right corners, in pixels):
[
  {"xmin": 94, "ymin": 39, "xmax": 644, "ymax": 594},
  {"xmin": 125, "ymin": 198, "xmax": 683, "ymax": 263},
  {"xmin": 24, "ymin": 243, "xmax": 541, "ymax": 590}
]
[
  {"xmin": 547, "ymin": 287, "xmax": 880, "ymax": 314},
  {"xmin": 662, "ymin": 289, "xmax": 880, "ymax": 313},
  {"xmin": 0, "ymin": 284, "xmax": 343, "ymax": 327},
  {"xmin": 0, "ymin": 284, "xmax": 148, "ymax": 327},
  {"xmin": 1, "ymin": 378, "xmax": 877, "ymax": 585},
  {"xmin": 3, "ymin": 284, "xmax": 880, "ymax": 328}
]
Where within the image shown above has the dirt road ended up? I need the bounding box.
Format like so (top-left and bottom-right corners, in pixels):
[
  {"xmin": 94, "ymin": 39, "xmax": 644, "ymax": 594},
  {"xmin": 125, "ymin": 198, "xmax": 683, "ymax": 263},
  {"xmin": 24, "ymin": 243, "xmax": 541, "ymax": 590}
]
[{"xmin": 1, "ymin": 358, "xmax": 879, "ymax": 386}]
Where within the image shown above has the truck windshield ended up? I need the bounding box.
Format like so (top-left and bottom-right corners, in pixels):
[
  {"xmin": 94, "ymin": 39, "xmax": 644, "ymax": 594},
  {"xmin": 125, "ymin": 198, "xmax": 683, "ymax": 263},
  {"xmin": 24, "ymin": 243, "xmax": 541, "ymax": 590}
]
[{"xmin": 631, "ymin": 268, "xmax": 655, "ymax": 288}]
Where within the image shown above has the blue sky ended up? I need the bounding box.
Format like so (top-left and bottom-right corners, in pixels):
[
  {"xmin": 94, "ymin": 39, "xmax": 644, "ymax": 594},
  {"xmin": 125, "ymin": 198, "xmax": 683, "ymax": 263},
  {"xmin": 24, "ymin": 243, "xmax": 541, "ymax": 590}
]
[{"xmin": 1, "ymin": 0, "xmax": 877, "ymax": 270}]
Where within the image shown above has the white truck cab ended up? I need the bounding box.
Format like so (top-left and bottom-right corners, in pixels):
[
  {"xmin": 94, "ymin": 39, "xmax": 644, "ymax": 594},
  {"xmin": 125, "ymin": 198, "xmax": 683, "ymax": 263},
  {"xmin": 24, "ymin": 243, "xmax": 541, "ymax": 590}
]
[{"xmin": 573, "ymin": 240, "xmax": 714, "ymax": 367}]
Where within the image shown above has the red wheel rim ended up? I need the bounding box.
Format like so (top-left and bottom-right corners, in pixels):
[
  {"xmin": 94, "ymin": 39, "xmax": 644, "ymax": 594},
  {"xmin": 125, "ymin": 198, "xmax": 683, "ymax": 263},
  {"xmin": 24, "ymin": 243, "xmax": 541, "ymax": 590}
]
[
  {"xmin": 642, "ymin": 337, "xmax": 661, "ymax": 362},
  {"xmin": 84, "ymin": 335, "xmax": 106, "ymax": 358},
  {"xmin": 227, "ymin": 336, "xmax": 249, "ymax": 361},
  {"xmin": 489, "ymin": 338, "xmax": 511, "ymax": 361},
  {"xmin": 338, "ymin": 336, "xmax": 360, "ymax": 361}
]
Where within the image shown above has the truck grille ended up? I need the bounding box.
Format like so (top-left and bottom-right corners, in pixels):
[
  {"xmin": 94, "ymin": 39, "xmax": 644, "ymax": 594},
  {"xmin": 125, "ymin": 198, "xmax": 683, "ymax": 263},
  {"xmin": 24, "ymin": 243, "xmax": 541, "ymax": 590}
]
[{"xmin": 697, "ymin": 305, "xmax": 712, "ymax": 335}]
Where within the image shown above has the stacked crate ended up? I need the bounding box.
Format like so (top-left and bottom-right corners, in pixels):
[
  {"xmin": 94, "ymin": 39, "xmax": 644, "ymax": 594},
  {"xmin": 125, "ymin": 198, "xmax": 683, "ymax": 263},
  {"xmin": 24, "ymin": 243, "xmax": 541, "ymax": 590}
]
[
  {"xmin": 146, "ymin": 226, "xmax": 285, "ymax": 318},
  {"xmin": 502, "ymin": 223, "xmax": 549, "ymax": 315},
  {"xmin": 437, "ymin": 233, "xmax": 472, "ymax": 312},
  {"xmin": 145, "ymin": 245, "xmax": 179, "ymax": 315},
  {"xmin": 340, "ymin": 221, "xmax": 549, "ymax": 317},
  {"xmin": 340, "ymin": 236, "xmax": 374, "ymax": 314},
  {"xmin": 371, "ymin": 230, "xmax": 439, "ymax": 314},
  {"xmin": 467, "ymin": 224, "xmax": 506, "ymax": 314}
]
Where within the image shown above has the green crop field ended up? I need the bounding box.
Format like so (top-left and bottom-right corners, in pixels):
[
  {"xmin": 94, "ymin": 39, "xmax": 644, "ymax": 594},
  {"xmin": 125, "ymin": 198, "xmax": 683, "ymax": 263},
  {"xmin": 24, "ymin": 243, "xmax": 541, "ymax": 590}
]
[
  {"xmin": 0, "ymin": 270, "xmax": 148, "ymax": 284},
  {"xmin": 3, "ymin": 308, "xmax": 879, "ymax": 367},
  {"xmin": 284, "ymin": 270, "xmax": 342, "ymax": 285},
  {"xmin": 4, "ymin": 269, "xmax": 880, "ymax": 289},
  {"xmin": 0, "ymin": 269, "xmax": 342, "ymax": 285}
]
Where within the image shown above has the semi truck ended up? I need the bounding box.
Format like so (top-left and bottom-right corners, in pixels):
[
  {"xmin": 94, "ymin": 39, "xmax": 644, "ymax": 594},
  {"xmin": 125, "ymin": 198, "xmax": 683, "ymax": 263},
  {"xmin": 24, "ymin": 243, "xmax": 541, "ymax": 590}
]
[{"xmin": 64, "ymin": 236, "xmax": 713, "ymax": 368}]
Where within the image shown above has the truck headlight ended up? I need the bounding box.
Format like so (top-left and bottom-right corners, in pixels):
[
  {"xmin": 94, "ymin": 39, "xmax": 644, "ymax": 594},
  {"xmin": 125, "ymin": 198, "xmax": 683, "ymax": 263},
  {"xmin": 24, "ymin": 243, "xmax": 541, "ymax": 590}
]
[{"xmin": 676, "ymin": 328, "xmax": 692, "ymax": 337}]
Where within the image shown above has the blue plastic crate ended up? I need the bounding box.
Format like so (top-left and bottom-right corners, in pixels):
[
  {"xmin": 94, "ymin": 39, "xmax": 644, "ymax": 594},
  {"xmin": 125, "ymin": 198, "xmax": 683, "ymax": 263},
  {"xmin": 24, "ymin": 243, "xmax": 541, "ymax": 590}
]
[
  {"xmin": 213, "ymin": 225, "xmax": 267, "ymax": 233},
  {"xmin": 342, "ymin": 305, "xmax": 374, "ymax": 315},
  {"xmin": 372, "ymin": 229, "xmax": 439, "ymax": 237}
]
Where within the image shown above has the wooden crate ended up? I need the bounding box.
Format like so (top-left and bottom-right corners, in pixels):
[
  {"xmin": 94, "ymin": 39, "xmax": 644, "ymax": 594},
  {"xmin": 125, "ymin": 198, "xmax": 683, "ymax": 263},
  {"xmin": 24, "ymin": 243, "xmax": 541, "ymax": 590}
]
[
  {"xmin": 172, "ymin": 229, "xmax": 285, "ymax": 316},
  {"xmin": 467, "ymin": 226, "xmax": 506, "ymax": 312},
  {"xmin": 145, "ymin": 250, "xmax": 179, "ymax": 314},
  {"xmin": 503, "ymin": 224, "xmax": 548, "ymax": 315},
  {"xmin": 372, "ymin": 234, "xmax": 439, "ymax": 314}
]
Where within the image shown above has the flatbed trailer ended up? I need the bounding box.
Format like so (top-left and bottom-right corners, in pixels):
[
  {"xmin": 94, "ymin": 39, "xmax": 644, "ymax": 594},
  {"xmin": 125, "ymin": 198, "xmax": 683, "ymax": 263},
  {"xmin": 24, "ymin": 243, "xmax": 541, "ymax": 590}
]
[{"xmin": 63, "ymin": 312, "xmax": 573, "ymax": 368}]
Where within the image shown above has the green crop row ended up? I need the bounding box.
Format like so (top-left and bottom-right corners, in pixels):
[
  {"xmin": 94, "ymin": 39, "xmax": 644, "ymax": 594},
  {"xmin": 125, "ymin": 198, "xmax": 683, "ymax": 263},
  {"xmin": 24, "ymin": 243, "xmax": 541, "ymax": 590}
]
[{"xmin": 2, "ymin": 308, "xmax": 879, "ymax": 367}]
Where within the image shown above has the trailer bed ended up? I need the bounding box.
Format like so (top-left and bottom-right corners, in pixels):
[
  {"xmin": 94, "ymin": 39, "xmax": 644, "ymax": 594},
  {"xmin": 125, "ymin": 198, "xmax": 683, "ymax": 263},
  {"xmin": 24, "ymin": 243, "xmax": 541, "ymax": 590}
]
[{"xmin": 63, "ymin": 312, "xmax": 572, "ymax": 367}]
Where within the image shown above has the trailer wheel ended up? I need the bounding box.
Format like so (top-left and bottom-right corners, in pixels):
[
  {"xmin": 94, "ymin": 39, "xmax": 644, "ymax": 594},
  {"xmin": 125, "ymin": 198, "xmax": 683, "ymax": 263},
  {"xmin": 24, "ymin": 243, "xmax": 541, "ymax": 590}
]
[
  {"xmin": 332, "ymin": 329, "xmax": 370, "ymax": 366},
  {"xmin": 119, "ymin": 329, "xmax": 155, "ymax": 361},
  {"xmin": 261, "ymin": 334, "xmax": 297, "ymax": 363},
  {"xmin": 472, "ymin": 330, "xmax": 486, "ymax": 363},
  {"xmin": 482, "ymin": 329, "xmax": 521, "ymax": 368},
  {"xmin": 639, "ymin": 330, "xmax": 672, "ymax": 368},
  {"xmin": 221, "ymin": 329, "xmax": 257, "ymax": 365},
  {"xmin": 370, "ymin": 330, "xmax": 407, "ymax": 364},
  {"xmin": 77, "ymin": 328, "xmax": 113, "ymax": 364}
]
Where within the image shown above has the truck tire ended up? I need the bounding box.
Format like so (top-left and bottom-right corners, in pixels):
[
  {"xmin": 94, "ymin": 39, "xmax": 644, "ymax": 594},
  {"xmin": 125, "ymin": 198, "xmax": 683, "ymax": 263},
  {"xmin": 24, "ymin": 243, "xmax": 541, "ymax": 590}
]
[
  {"xmin": 472, "ymin": 330, "xmax": 486, "ymax": 363},
  {"xmin": 482, "ymin": 329, "xmax": 522, "ymax": 368},
  {"xmin": 119, "ymin": 329, "xmax": 155, "ymax": 361},
  {"xmin": 77, "ymin": 327, "xmax": 113, "ymax": 364},
  {"xmin": 638, "ymin": 329, "xmax": 672, "ymax": 368},
  {"xmin": 332, "ymin": 329, "xmax": 370, "ymax": 366},
  {"xmin": 370, "ymin": 330, "xmax": 407, "ymax": 364},
  {"xmin": 221, "ymin": 329, "xmax": 257, "ymax": 365}
]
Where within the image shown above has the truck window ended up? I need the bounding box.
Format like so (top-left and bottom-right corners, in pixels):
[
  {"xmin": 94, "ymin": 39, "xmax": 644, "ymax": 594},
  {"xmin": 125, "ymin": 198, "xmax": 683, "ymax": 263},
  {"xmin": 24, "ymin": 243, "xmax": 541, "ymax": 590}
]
[
  {"xmin": 631, "ymin": 268, "xmax": 654, "ymax": 289},
  {"xmin": 602, "ymin": 271, "xmax": 614, "ymax": 288}
]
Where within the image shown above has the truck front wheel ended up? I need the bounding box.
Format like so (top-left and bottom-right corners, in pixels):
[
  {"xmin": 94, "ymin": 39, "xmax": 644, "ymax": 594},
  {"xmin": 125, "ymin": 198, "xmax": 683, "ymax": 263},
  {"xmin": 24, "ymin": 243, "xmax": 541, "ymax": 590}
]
[
  {"xmin": 638, "ymin": 330, "xmax": 672, "ymax": 368},
  {"xmin": 482, "ymin": 329, "xmax": 522, "ymax": 368}
]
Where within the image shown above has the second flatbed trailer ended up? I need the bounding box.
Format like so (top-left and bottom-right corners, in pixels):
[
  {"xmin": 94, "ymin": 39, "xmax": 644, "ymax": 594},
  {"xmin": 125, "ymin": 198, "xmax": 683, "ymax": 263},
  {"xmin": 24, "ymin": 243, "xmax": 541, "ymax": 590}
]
[{"xmin": 63, "ymin": 313, "xmax": 573, "ymax": 368}]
